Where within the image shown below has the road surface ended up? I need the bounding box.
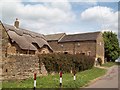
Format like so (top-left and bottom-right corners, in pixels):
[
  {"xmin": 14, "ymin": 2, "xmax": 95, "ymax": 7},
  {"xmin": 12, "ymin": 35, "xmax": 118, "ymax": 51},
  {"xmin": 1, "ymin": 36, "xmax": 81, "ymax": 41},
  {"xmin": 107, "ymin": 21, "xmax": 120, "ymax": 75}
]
[{"xmin": 86, "ymin": 65, "xmax": 119, "ymax": 88}]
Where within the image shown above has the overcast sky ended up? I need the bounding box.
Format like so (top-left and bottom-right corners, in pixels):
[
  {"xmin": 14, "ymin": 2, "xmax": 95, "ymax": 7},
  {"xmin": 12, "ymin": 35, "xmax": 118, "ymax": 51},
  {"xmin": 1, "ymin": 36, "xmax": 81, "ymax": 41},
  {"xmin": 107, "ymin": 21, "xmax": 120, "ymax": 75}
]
[{"xmin": 0, "ymin": 0, "xmax": 119, "ymax": 36}]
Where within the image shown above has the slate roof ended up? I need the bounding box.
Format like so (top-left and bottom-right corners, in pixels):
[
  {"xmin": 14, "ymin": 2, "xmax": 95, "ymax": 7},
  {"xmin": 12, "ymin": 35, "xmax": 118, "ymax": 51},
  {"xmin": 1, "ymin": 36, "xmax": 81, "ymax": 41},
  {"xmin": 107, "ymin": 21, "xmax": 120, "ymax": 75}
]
[
  {"xmin": 2, "ymin": 23, "xmax": 53, "ymax": 51},
  {"xmin": 59, "ymin": 32, "xmax": 101, "ymax": 43},
  {"xmin": 45, "ymin": 33, "xmax": 66, "ymax": 41}
]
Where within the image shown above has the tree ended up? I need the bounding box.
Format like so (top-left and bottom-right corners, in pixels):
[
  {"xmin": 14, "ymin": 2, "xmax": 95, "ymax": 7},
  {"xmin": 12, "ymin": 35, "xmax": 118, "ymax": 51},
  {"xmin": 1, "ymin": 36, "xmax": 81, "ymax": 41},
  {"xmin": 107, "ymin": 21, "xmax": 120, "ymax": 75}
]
[{"xmin": 103, "ymin": 31, "xmax": 120, "ymax": 62}]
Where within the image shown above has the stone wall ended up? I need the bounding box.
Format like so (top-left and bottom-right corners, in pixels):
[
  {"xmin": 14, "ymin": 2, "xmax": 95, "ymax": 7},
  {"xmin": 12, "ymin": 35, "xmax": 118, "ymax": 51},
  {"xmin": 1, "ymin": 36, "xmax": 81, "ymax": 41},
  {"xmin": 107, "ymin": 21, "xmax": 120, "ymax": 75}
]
[
  {"xmin": 2, "ymin": 55, "xmax": 41, "ymax": 81},
  {"xmin": 2, "ymin": 54, "xmax": 48, "ymax": 81},
  {"xmin": 48, "ymin": 41, "xmax": 62, "ymax": 52},
  {"xmin": 96, "ymin": 33, "xmax": 104, "ymax": 64},
  {"xmin": 48, "ymin": 41, "xmax": 96, "ymax": 57},
  {"xmin": 1, "ymin": 22, "xmax": 9, "ymax": 81},
  {"xmin": 1, "ymin": 22, "xmax": 9, "ymax": 56}
]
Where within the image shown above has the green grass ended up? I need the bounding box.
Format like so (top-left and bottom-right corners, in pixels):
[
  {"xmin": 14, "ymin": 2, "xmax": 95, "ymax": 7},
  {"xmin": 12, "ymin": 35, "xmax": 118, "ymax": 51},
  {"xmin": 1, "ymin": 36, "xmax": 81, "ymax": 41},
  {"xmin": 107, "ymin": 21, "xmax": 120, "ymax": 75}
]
[
  {"xmin": 2, "ymin": 67, "xmax": 106, "ymax": 88},
  {"xmin": 102, "ymin": 62, "xmax": 116, "ymax": 67}
]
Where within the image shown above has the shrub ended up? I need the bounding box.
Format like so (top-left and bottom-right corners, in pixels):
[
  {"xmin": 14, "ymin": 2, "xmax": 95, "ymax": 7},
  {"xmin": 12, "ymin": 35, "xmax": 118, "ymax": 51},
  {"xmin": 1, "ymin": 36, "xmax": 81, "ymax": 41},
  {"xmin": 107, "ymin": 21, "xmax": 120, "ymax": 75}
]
[
  {"xmin": 38, "ymin": 53, "xmax": 94, "ymax": 73},
  {"xmin": 97, "ymin": 57, "xmax": 102, "ymax": 66}
]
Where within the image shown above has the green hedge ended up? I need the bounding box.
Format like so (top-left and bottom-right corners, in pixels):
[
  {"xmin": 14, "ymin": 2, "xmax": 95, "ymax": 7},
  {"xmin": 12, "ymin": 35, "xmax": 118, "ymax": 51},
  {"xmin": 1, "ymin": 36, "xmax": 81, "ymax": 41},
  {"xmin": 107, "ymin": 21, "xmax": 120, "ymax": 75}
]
[{"xmin": 38, "ymin": 53, "xmax": 95, "ymax": 73}]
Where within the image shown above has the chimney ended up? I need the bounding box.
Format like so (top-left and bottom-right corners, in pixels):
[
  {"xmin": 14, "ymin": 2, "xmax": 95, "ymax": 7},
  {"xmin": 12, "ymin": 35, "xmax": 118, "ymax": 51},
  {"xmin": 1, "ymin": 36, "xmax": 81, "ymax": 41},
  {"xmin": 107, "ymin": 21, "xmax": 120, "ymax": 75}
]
[{"xmin": 14, "ymin": 18, "xmax": 19, "ymax": 28}]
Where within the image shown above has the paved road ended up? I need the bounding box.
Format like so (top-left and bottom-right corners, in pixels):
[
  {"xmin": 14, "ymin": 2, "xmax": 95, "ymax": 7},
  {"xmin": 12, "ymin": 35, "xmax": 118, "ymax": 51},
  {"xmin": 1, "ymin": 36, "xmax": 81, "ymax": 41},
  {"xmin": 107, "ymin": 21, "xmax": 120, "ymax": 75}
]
[{"xmin": 86, "ymin": 65, "xmax": 119, "ymax": 88}]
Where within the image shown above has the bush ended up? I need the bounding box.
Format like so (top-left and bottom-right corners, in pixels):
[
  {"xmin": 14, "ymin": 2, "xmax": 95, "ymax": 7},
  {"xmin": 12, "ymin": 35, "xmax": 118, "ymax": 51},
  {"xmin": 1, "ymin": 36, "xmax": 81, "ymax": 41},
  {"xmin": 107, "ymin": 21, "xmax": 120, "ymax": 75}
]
[
  {"xmin": 97, "ymin": 57, "xmax": 102, "ymax": 66},
  {"xmin": 38, "ymin": 53, "xmax": 94, "ymax": 73}
]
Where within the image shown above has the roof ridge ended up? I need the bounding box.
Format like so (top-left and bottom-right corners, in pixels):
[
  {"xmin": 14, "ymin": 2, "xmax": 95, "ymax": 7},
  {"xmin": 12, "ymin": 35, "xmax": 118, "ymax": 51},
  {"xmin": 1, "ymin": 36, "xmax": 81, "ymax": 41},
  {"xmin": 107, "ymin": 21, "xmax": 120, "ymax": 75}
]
[
  {"xmin": 66, "ymin": 31, "xmax": 101, "ymax": 36},
  {"xmin": 45, "ymin": 33, "xmax": 66, "ymax": 36},
  {"xmin": 3, "ymin": 23, "xmax": 44, "ymax": 36},
  {"xmin": 58, "ymin": 33, "xmax": 66, "ymax": 42}
]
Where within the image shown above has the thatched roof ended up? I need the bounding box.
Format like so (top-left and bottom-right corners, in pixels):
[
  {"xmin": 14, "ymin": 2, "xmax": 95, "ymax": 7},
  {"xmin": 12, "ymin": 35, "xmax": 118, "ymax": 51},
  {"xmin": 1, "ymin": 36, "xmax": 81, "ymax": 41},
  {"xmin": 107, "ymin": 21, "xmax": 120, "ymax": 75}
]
[{"xmin": 3, "ymin": 23, "xmax": 53, "ymax": 51}]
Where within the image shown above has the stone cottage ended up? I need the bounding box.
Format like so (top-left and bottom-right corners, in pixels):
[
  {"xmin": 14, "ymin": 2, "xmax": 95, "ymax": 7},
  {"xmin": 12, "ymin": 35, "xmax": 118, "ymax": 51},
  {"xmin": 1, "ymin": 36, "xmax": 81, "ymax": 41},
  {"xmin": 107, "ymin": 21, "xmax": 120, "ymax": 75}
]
[
  {"xmin": 45, "ymin": 32, "xmax": 104, "ymax": 64},
  {"xmin": 1, "ymin": 19, "xmax": 53, "ymax": 56},
  {"xmin": 0, "ymin": 19, "xmax": 52, "ymax": 80}
]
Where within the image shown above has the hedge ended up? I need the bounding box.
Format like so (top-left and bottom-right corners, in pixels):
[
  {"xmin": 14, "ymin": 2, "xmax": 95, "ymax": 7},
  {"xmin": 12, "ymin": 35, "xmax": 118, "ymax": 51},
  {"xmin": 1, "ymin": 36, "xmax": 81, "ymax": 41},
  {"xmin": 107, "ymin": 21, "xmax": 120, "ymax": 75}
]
[{"xmin": 38, "ymin": 53, "xmax": 95, "ymax": 73}]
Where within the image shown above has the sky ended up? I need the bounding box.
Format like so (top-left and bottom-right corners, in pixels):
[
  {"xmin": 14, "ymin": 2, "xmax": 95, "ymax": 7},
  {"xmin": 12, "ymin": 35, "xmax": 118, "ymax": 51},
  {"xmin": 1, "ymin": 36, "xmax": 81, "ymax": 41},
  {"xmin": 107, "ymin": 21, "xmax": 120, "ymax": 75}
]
[{"xmin": 0, "ymin": 0, "xmax": 119, "ymax": 37}]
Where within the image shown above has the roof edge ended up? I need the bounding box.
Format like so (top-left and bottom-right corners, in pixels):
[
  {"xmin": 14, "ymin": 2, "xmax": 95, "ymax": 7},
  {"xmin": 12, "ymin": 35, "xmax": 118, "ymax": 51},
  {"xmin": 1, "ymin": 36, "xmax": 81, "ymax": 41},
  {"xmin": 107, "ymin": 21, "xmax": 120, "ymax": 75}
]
[{"xmin": 66, "ymin": 31, "xmax": 101, "ymax": 36}]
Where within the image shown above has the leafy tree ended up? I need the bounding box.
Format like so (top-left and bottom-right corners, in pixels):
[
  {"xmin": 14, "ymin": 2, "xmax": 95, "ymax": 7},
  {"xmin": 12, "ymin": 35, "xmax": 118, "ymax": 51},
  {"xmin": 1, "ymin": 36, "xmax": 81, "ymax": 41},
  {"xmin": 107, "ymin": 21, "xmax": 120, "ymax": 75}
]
[{"xmin": 103, "ymin": 31, "xmax": 120, "ymax": 62}]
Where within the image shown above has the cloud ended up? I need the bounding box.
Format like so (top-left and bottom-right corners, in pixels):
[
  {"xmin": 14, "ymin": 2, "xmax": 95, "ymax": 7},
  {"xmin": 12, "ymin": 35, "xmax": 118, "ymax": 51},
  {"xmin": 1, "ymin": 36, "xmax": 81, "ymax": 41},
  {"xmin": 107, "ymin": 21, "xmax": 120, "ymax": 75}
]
[
  {"xmin": 1, "ymin": 0, "xmax": 76, "ymax": 34},
  {"xmin": 26, "ymin": 0, "xmax": 119, "ymax": 2},
  {"xmin": 81, "ymin": 6, "xmax": 117, "ymax": 23},
  {"xmin": 1, "ymin": 0, "xmax": 118, "ymax": 35},
  {"xmin": 18, "ymin": 4, "xmax": 75, "ymax": 23},
  {"xmin": 80, "ymin": 6, "xmax": 118, "ymax": 33},
  {"xmin": 1, "ymin": 0, "xmax": 75, "ymax": 23}
]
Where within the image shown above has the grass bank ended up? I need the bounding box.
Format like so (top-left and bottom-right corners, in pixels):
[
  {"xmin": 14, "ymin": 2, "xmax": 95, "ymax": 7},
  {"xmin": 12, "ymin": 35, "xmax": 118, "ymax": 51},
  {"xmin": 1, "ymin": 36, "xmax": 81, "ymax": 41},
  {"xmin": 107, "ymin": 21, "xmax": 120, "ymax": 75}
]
[
  {"xmin": 2, "ymin": 67, "xmax": 106, "ymax": 88},
  {"xmin": 102, "ymin": 62, "xmax": 116, "ymax": 67}
]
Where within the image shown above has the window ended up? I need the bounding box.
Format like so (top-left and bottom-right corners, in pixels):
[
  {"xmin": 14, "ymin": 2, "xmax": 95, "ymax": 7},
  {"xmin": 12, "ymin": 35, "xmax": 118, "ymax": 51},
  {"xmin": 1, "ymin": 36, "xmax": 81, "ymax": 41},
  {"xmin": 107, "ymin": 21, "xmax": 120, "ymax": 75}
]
[
  {"xmin": 26, "ymin": 51, "xmax": 28, "ymax": 54},
  {"xmin": 6, "ymin": 69, "xmax": 8, "ymax": 72},
  {"xmin": 16, "ymin": 49, "xmax": 19, "ymax": 54},
  {"xmin": 80, "ymin": 53, "xmax": 85, "ymax": 55},
  {"xmin": 98, "ymin": 42, "xmax": 102, "ymax": 45},
  {"xmin": 5, "ymin": 47, "xmax": 8, "ymax": 57},
  {"xmin": 87, "ymin": 51, "xmax": 91, "ymax": 56},
  {"xmin": 61, "ymin": 44, "xmax": 64, "ymax": 48},
  {"xmin": 77, "ymin": 43, "xmax": 80, "ymax": 47},
  {"xmin": 42, "ymin": 51, "xmax": 46, "ymax": 54},
  {"xmin": 64, "ymin": 52, "xmax": 68, "ymax": 54}
]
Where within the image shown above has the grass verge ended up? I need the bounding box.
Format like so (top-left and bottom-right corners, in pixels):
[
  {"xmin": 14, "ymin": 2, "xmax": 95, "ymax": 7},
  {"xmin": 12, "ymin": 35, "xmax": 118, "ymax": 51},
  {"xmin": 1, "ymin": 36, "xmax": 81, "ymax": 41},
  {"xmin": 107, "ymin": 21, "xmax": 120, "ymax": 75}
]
[
  {"xmin": 102, "ymin": 62, "xmax": 116, "ymax": 67},
  {"xmin": 2, "ymin": 67, "xmax": 107, "ymax": 88}
]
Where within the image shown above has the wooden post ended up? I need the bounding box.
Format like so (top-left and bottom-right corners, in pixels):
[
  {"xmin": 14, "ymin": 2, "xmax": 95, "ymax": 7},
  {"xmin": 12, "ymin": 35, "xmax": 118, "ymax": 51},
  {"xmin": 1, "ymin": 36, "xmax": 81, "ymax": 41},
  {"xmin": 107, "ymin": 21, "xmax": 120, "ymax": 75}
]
[
  {"xmin": 74, "ymin": 73, "xmax": 76, "ymax": 81},
  {"xmin": 34, "ymin": 73, "xmax": 37, "ymax": 90},
  {"xmin": 59, "ymin": 71, "xmax": 62, "ymax": 87},
  {"xmin": 73, "ymin": 69, "xmax": 76, "ymax": 81}
]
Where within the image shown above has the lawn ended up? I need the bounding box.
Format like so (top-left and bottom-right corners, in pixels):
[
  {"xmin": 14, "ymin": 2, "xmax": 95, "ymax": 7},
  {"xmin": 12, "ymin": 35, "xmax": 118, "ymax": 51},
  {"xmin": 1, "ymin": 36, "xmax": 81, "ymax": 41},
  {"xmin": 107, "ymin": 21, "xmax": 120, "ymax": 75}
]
[
  {"xmin": 2, "ymin": 67, "xmax": 106, "ymax": 88},
  {"xmin": 102, "ymin": 62, "xmax": 116, "ymax": 67}
]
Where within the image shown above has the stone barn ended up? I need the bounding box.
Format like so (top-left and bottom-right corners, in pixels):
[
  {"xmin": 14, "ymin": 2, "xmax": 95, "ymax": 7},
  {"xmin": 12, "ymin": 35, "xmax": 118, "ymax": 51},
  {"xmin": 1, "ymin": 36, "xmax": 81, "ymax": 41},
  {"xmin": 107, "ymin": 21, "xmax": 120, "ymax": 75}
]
[
  {"xmin": 0, "ymin": 19, "xmax": 52, "ymax": 80},
  {"xmin": 45, "ymin": 32, "xmax": 104, "ymax": 64}
]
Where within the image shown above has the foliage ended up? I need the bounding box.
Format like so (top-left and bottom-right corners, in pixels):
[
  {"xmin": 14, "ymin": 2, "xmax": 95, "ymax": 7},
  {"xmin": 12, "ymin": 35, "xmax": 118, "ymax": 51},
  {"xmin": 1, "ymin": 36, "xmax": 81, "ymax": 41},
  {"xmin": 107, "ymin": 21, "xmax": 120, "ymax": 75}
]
[
  {"xmin": 2, "ymin": 67, "xmax": 106, "ymax": 88},
  {"xmin": 103, "ymin": 31, "xmax": 120, "ymax": 62},
  {"xmin": 97, "ymin": 57, "xmax": 102, "ymax": 66},
  {"xmin": 38, "ymin": 53, "xmax": 94, "ymax": 73}
]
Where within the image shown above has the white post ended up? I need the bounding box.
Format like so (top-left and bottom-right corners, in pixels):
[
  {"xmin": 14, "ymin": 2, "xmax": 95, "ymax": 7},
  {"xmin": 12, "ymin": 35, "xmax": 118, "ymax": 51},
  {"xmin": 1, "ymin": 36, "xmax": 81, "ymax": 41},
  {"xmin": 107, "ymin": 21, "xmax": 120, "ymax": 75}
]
[
  {"xmin": 34, "ymin": 73, "xmax": 36, "ymax": 89},
  {"xmin": 74, "ymin": 74, "xmax": 76, "ymax": 81},
  {"xmin": 60, "ymin": 71, "xmax": 62, "ymax": 87}
]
